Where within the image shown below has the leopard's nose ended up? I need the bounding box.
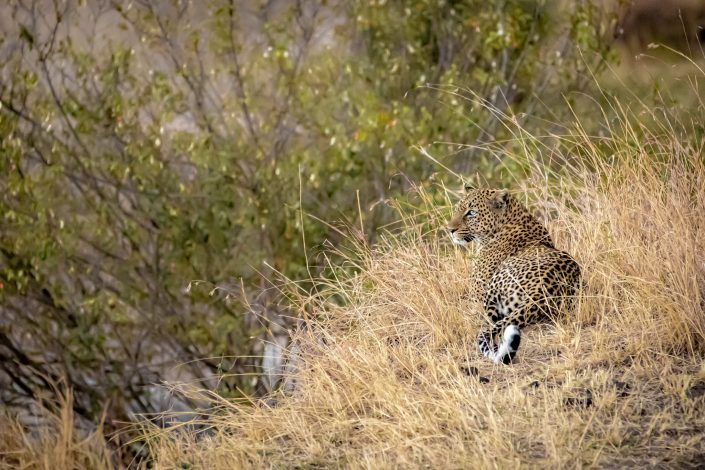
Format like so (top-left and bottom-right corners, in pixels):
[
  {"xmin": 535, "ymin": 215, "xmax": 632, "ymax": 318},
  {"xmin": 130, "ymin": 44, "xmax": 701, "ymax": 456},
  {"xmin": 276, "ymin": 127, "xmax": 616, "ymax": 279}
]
[{"xmin": 448, "ymin": 227, "xmax": 457, "ymax": 234}]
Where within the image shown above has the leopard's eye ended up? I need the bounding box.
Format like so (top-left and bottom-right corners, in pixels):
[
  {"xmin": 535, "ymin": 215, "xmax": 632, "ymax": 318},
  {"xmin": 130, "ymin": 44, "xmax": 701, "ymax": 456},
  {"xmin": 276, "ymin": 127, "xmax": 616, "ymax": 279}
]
[{"xmin": 465, "ymin": 209, "xmax": 477, "ymax": 218}]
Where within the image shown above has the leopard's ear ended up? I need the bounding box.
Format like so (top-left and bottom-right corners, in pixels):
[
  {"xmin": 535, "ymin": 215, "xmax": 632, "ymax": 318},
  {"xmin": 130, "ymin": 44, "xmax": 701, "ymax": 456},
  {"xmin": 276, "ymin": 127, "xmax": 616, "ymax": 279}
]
[
  {"xmin": 463, "ymin": 172, "xmax": 481, "ymax": 192},
  {"xmin": 490, "ymin": 189, "xmax": 509, "ymax": 210}
]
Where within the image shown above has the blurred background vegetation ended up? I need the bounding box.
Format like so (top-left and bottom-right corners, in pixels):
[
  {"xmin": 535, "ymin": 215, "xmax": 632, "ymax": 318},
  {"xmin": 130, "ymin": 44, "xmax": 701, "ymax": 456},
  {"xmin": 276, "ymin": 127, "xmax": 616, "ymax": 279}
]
[{"xmin": 1, "ymin": 0, "xmax": 703, "ymax": 465}]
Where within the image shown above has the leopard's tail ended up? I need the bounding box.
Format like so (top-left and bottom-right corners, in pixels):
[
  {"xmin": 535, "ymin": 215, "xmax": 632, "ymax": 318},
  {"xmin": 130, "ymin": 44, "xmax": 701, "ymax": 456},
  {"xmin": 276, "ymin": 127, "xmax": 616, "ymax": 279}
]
[{"xmin": 477, "ymin": 324, "xmax": 521, "ymax": 365}]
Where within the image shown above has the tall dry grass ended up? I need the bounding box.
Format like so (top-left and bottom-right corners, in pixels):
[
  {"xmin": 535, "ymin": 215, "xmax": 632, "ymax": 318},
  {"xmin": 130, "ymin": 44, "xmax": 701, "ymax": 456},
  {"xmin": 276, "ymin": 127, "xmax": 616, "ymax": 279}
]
[
  {"xmin": 139, "ymin": 96, "xmax": 705, "ymax": 469},
  {"xmin": 0, "ymin": 389, "xmax": 117, "ymax": 469}
]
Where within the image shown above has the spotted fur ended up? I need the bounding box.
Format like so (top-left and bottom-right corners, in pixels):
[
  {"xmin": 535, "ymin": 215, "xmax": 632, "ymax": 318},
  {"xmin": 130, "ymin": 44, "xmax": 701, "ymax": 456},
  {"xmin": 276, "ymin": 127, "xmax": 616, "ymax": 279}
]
[{"xmin": 447, "ymin": 186, "xmax": 581, "ymax": 364}]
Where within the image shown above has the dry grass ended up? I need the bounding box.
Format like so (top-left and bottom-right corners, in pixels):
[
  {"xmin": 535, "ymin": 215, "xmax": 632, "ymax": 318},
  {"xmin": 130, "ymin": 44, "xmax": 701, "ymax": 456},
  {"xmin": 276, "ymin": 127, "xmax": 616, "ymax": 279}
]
[
  {"xmin": 138, "ymin": 99, "xmax": 705, "ymax": 469},
  {"xmin": 0, "ymin": 390, "xmax": 117, "ymax": 470}
]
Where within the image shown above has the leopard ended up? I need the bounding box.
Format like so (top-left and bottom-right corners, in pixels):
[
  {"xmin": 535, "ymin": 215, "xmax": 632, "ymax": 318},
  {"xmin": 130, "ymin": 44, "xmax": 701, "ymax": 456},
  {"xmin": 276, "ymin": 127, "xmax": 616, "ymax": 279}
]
[{"xmin": 447, "ymin": 185, "xmax": 581, "ymax": 364}]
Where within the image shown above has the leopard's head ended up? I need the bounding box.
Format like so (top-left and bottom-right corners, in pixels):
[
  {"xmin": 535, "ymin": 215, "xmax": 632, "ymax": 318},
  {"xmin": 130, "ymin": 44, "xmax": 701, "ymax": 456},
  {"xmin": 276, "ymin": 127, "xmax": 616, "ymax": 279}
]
[{"xmin": 447, "ymin": 185, "xmax": 511, "ymax": 246}]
